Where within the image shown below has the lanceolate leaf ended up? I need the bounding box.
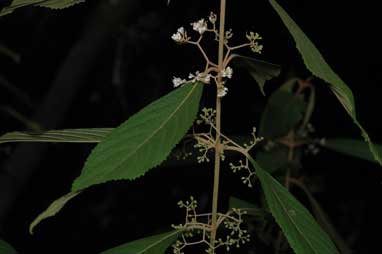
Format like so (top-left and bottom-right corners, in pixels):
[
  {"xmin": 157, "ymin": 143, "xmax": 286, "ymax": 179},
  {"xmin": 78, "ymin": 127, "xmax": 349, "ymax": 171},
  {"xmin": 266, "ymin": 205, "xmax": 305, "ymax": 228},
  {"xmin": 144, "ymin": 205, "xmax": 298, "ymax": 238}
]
[
  {"xmin": 269, "ymin": 0, "xmax": 382, "ymax": 167},
  {"xmin": 255, "ymin": 146, "xmax": 289, "ymax": 173},
  {"xmin": 232, "ymin": 54, "xmax": 281, "ymax": 95},
  {"xmin": 324, "ymin": 138, "xmax": 382, "ymax": 163},
  {"xmin": 37, "ymin": 0, "xmax": 84, "ymax": 9},
  {"xmin": 0, "ymin": 239, "xmax": 16, "ymax": 254},
  {"xmin": 229, "ymin": 196, "xmax": 257, "ymax": 210},
  {"xmin": 102, "ymin": 230, "xmax": 182, "ymax": 254},
  {"xmin": 292, "ymin": 181, "xmax": 352, "ymax": 254},
  {"xmin": 71, "ymin": 82, "xmax": 203, "ymax": 191},
  {"xmin": 0, "ymin": 0, "xmax": 84, "ymax": 16},
  {"xmin": 29, "ymin": 191, "xmax": 80, "ymax": 234},
  {"xmin": 229, "ymin": 196, "xmax": 266, "ymax": 218},
  {"xmin": 248, "ymin": 156, "xmax": 339, "ymax": 254},
  {"xmin": 0, "ymin": 128, "xmax": 112, "ymax": 144},
  {"xmin": 259, "ymin": 89, "xmax": 306, "ymax": 139}
]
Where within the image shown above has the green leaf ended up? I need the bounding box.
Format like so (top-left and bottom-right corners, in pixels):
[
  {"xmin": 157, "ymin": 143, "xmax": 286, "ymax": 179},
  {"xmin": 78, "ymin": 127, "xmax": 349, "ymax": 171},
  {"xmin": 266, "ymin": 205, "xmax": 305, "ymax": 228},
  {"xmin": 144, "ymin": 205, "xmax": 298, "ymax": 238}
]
[
  {"xmin": 0, "ymin": 0, "xmax": 85, "ymax": 16},
  {"xmin": 231, "ymin": 54, "xmax": 281, "ymax": 95},
  {"xmin": 255, "ymin": 145, "xmax": 289, "ymax": 173},
  {"xmin": 248, "ymin": 156, "xmax": 339, "ymax": 254},
  {"xmin": 229, "ymin": 196, "xmax": 266, "ymax": 218},
  {"xmin": 259, "ymin": 89, "xmax": 306, "ymax": 139},
  {"xmin": 292, "ymin": 181, "xmax": 352, "ymax": 254},
  {"xmin": 0, "ymin": 128, "xmax": 112, "ymax": 144},
  {"xmin": 269, "ymin": 0, "xmax": 382, "ymax": 167},
  {"xmin": 324, "ymin": 138, "xmax": 382, "ymax": 163},
  {"xmin": 0, "ymin": 239, "xmax": 16, "ymax": 254},
  {"xmin": 102, "ymin": 230, "xmax": 182, "ymax": 254},
  {"xmin": 71, "ymin": 82, "xmax": 203, "ymax": 191},
  {"xmin": 229, "ymin": 196, "xmax": 257, "ymax": 210},
  {"xmin": 29, "ymin": 191, "xmax": 80, "ymax": 234}
]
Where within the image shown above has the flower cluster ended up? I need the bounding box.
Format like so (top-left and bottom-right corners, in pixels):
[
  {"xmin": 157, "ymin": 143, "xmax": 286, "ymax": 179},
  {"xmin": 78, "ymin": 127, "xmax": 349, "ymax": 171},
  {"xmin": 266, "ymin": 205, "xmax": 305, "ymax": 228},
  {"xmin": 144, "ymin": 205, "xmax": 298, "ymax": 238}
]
[
  {"xmin": 172, "ymin": 71, "xmax": 213, "ymax": 88},
  {"xmin": 246, "ymin": 31, "xmax": 263, "ymax": 53},
  {"xmin": 243, "ymin": 127, "xmax": 264, "ymax": 151},
  {"xmin": 170, "ymin": 13, "xmax": 238, "ymax": 98},
  {"xmin": 221, "ymin": 66, "xmax": 233, "ymax": 79},
  {"xmin": 172, "ymin": 27, "xmax": 190, "ymax": 44},
  {"xmin": 189, "ymin": 71, "xmax": 212, "ymax": 84},
  {"xmin": 196, "ymin": 107, "xmax": 216, "ymax": 125},
  {"xmin": 191, "ymin": 19, "xmax": 208, "ymax": 34},
  {"xmin": 172, "ymin": 77, "xmax": 187, "ymax": 88},
  {"xmin": 172, "ymin": 197, "xmax": 250, "ymax": 254},
  {"xmin": 217, "ymin": 86, "xmax": 229, "ymax": 98},
  {"xmin": 229, "ymin": 159, "xmax": 255, "ymax": 188}
]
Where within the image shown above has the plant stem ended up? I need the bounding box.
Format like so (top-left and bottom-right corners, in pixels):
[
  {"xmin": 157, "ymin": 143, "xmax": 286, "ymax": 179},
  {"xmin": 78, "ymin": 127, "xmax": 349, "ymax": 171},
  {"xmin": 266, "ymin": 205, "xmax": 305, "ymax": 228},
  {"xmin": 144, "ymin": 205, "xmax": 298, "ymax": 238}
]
[{"xmin": 210, "ymin": 0, "xmax": 227, "ymax": 248}]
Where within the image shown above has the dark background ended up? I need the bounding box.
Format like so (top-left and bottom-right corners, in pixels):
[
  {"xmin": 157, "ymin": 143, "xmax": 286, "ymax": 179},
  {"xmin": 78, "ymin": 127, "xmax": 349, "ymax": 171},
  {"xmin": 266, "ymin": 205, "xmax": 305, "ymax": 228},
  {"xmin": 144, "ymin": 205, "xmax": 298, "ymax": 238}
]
[{"xmin": 0, "ymin": 0, "xmax": 381, "ymax": 253}]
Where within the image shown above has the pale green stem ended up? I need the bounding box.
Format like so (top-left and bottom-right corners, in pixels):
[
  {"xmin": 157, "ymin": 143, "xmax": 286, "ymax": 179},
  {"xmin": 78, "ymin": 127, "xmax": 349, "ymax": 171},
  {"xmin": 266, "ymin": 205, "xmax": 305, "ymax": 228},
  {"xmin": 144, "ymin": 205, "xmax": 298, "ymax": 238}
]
[{"xmin": 210, "ymin": 0, "xmax": 227, "ymax": 249}]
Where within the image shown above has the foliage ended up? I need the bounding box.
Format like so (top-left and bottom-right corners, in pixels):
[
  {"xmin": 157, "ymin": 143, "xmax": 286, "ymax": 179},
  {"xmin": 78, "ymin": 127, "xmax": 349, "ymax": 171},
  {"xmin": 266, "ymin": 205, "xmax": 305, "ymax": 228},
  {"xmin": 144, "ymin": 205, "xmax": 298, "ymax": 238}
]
[
  {"xmin": 101, "ymin": 230, "xmax": 183, "ymax": 254},
  {"xmin": 0, "ymin": 0, "xmax": 379, "ymax": 253},
  {"xmin": 71, "ymin": 82, "xmax": 203, "ymax": 191},
  {"xmin": 269, "ymin": 0, "xmax": 382, "ymax": 166},
  {"xmin": 0, "ymin": 239, "xmax": 16, "ymax": 254},
  {"xmin": 0, "ymin": 0, "xmax": 85, "ymax": 16}
]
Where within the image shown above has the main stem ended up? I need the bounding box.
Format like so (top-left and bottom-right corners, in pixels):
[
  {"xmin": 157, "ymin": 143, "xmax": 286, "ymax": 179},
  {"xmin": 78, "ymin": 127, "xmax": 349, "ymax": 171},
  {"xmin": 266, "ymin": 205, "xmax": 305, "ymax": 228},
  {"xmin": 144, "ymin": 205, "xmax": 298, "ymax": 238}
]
[{"xmin": 210, "ymin": 0, "xmax": 227, "ymax": 248}]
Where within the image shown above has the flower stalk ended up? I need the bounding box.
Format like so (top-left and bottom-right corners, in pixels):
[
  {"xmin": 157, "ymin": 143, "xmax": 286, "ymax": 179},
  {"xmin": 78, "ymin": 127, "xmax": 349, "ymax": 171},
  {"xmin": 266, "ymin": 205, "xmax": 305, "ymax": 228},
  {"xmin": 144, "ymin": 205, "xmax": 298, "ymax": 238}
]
[{"xmin": 210, "ymin": 0, "xmax": 227, "ymax": 247}]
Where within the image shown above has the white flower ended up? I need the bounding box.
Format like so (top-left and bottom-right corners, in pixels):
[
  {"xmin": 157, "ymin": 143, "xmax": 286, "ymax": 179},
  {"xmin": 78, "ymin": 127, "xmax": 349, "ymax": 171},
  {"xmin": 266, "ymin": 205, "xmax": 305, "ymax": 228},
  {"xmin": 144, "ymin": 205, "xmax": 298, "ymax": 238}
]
[
  {"xmin": 217, "ymin": 86, "xmax": 228, "ymax": 97},
  {"xmin": 221, "ymin": 66, "xmax": 233, "ymax": 79},
  {"xmin": 188, "ymin": 72, "xmax": 197, "ymax": 80},
  {"xmin": 171, "ymin": 27, "xmax": 187, "ymax": 43},
  {"xmin": 172, "ymin": 77, "xmax": 187, "ymax": 88},
  {"xmin": 209, "ymin": 12, "xmax": 217, "ymax": 23},
  {"xmin": 191, "ymin": 19, "xmax": 207, "ymax": 34},
  {"xmin": 197, "ymin": 73, "xmax": 211, "ymax": 84},
  {"xmin": 188, "ymin": 71, "xmax": 211, "ymax": 84}
]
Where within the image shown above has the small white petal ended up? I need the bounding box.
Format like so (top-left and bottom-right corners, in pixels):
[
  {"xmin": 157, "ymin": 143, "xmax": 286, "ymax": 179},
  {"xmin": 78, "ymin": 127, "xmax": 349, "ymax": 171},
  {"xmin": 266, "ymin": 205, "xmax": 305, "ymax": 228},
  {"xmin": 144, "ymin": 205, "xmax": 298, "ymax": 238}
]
[
  {"xmin": 171, "ymin": 27, "xmax": 186, "ymax": 43},
  {"xmin": 217, "ymin": 87, "xmax": 228, "ymax": 97},
  {"xmin": 171, "ymin": 33, "xmax": 182, "ymax": 42},
  {"xmin": 191, "ymin": 19, "xmax": 207, "ymax": 34},
  {"xmin": 209, "ymin": 12, "xmax": 217, "ymax": 23},
  {"xmin": 172, "ymin": 77, "xmax": 186, "ymax": 88},
  {"xmin": 177, "ymin": 27, "xmax": 185, "ymax": 34},
  {"xmin": 221, "ymin": 66, "xmax": 233, "ymax": 79}
]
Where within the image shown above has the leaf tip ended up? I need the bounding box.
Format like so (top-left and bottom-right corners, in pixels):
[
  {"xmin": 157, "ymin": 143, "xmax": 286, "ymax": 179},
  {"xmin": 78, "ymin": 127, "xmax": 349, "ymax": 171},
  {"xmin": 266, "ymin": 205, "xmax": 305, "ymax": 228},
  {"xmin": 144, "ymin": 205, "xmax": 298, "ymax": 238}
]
[{"xmin": 29, "ymin": 191, "xmax": 81, "ymax": 234}]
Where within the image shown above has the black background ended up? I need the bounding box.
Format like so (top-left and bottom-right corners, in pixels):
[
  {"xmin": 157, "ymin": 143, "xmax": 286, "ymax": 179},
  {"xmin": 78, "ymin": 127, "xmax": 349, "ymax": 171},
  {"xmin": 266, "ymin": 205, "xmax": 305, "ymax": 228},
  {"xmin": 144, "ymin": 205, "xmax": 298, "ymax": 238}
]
[{"xmin": 0, "ymin": 0, "xmax": 381, "ymax": 253}]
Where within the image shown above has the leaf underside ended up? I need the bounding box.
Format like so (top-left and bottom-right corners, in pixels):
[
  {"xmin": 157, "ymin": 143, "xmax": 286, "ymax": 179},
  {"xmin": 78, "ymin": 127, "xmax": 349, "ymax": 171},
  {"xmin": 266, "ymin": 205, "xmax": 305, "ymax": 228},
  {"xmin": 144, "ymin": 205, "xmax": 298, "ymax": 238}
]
[
  {"xmin": 232, "ymin": 54, "xmax": 281, "ymax": 95},
  {"xmin": 269, "ymin": 0, "xmax": 382, "ymax": 167},
  {"xmin": 0, "ymin": 0, "xmax": 85, "ymax": 16},
  {"xmin": 248, "ymin": 157, "xmax": 339, "ymax": 254},
  {"xmin": 29, "ymin": 191, "xmax": 81, "ymax": 234},
  {"xmin": 0, "ymin": 128, "xmax": 112, "ymax": 144}
]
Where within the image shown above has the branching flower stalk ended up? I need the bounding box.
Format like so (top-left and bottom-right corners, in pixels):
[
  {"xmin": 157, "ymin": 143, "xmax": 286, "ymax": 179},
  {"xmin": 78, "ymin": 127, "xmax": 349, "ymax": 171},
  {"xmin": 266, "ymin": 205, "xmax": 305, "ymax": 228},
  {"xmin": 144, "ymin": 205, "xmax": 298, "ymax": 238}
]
[
  {"xmin": 172, "ymin": 197, "xmax": 250, "ymax": 254},
  {"xmin": 170, "ymin": 0, "xmax": 264, "ymax": 252}
]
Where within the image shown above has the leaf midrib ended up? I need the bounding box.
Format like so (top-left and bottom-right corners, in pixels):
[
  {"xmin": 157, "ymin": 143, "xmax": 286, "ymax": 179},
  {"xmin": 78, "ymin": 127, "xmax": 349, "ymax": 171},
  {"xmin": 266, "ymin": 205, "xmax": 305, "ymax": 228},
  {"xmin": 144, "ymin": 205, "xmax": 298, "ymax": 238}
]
[
  {"xmin": 268, "ymin": 176, "xmax": 318, "ymax": 253},
  {"xmin": 81, "ymin": 83, "xmax": 200, "ymax": 186},
  {"xmin": 114, "ymin": 84, "xmax": 198, "ymax": 170},
  {"xmin": 137, "ymin": 230, "xmax": 182, "ymax": 254}
]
